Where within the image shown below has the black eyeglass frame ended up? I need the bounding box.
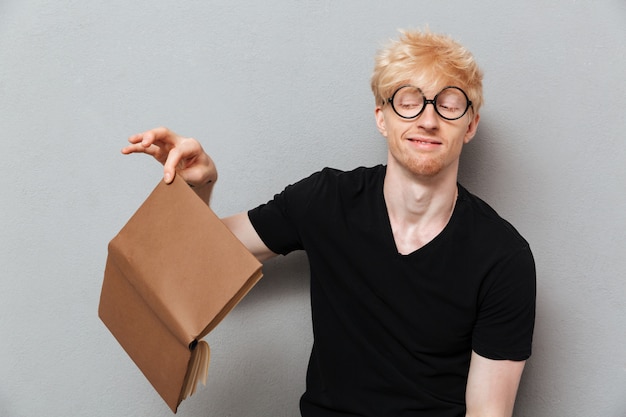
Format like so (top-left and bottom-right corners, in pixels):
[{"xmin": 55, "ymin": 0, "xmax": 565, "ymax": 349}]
[{"xmin": 386, "ymin": 85, "xmax": 473, "ymax": 121}]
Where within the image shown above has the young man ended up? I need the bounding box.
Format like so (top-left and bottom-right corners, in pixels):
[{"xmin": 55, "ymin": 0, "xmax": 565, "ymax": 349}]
[{"xmin": 123, "ymin": 30, "xmax": 536, "ymax": 417}]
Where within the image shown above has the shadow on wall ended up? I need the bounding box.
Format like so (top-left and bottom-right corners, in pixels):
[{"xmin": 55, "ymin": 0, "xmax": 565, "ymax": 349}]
[
  {"xmin": 196, "ymin": 251, "xmax": 311, "ymax": 415},
  {"xmin": 458, "ymin": 118, "xmax": 507, "ymax": 194},
  {"xmin": 237, "ymin": 251, "xmax": 311, "ymax": 309}
]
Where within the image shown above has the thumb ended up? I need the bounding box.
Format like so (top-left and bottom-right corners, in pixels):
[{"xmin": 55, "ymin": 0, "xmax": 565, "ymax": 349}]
[
  {"xmin": 163, "ymin": 170, "xmax": 175, "ymax": 184},
  {"xmin": 163, "ymin": 147, "xmax": 181, "ymax": 184}
]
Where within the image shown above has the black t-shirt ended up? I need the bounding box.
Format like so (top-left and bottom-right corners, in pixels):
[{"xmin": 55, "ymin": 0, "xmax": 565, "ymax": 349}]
[{"xmin": 248, "ymin": 165, "xmax": 536, "ymax": 417}]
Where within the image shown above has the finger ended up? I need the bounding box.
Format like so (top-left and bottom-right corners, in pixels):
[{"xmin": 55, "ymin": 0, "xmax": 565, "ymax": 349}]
[
  {"xmin": 123, "ymin": 132, "xmax": 151, "ymax": 155},
  {"xmin": 123, "ymin": 127, "xmax": 172, "ymax": 156},
  {"xmin": 121, "ymin": 142, "xmax": 146, "ymax": 155},
  {"xmin": 162, "ymin": 146, "xmax": 183, "ymax": 183},
  {"xmin": 126, "ymin": 132, "xmax": 145, "ymax": 145},
  {"xmin": 127, "ymin": 126, "xmax": 170, "ymax": 147},
  {"xmin": 121, "ymin": 143, "xmax": 149, "ymax": 156},
  {"xmin": 141, "ymin": 126, "xmax": 175, "ymax": 147}
]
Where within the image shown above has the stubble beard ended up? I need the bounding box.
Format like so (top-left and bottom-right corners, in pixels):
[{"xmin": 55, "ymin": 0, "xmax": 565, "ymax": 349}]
[{"xmin": 397, "ymin": 152, "xmax": 446, "ymax": 178}]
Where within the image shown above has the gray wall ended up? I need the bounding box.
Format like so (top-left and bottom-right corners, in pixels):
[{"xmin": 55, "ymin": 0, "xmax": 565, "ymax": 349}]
[{"xmin": 1, "ymin": 1, "xmax": 625, "ymax": 416}]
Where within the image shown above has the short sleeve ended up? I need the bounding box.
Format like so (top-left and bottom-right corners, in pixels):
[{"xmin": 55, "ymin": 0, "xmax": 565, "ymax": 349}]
[
  {"xmin": 247, "ymin": 170, "xmax": 328, "ymax": 256},
  {"xmin": 471, "ymin": 245, "xmax": 536, "ymax": 361}
]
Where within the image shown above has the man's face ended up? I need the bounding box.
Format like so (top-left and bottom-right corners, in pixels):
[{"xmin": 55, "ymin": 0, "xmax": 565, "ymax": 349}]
[{"xmin": 375, "ymin": 79, "xmax": 480, "ymax": 180}]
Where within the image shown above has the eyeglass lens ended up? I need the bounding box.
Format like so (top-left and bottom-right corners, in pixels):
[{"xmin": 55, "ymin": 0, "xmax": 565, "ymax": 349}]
[{"xmin": 391, "ymin": 86, "xmax": 469, "ymax": 120}]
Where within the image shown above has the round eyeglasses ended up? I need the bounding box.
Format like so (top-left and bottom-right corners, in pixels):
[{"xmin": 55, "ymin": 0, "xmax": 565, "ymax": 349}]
[{"xmin": 387, "ymin": 85, "xmax": 473, "ymax": 121}]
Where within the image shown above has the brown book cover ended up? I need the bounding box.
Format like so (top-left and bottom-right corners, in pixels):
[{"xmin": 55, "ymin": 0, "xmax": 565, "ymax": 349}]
[{"xmin": 98, "ymin": 174, "xmax": 263, "ymax": 413}]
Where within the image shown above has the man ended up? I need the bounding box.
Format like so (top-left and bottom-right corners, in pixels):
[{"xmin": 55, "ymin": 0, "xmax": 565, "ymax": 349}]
[{"xmin": 122, "ymin": 29, "xmax": 535, "ymax": 417}]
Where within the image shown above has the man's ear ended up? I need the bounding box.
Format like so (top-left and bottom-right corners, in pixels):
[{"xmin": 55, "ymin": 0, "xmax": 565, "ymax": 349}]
[
  {"xmin": 464, "ymin": 112, "xmax": 480, "ymax": 144},
  {"xmin": 375, "ymin": 107, "xmax": 388, "ymax": 137}
]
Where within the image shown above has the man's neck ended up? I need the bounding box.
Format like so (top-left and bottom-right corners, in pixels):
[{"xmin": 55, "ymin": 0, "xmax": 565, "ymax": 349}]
[{"xmin": 383, "ymin": 162, "xmax": 459, "ymax": 254}]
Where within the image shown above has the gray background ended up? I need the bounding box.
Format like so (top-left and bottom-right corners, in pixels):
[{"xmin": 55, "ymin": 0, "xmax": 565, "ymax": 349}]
[{"xmin": 1, "ymin": 1, "xmax": 625, "ymax": 416}]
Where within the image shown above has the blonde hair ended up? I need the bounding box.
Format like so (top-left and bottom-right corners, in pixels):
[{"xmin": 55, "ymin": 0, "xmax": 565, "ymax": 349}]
[{"xmin": 371, "ymin": 29, "xmax": 484, "ymax": 113}]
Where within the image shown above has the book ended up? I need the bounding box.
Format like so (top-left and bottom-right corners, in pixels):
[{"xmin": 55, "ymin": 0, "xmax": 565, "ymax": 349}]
[{"xmin": 98, "ymin": 174, "xmax": 263, "ymax": 413}]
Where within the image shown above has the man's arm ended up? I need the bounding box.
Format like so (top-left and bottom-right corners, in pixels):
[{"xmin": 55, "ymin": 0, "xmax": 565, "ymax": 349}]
[
  {"xmin": 222, "ymin": 213, "xmax": 277, "ymax": 262},
  {"xmin": 465, "ymin": 351, "xmax": 526, "ymax": 417}
]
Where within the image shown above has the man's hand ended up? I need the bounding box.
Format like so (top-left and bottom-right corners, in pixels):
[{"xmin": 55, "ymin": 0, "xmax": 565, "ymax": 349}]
[
  {"xmin": 123, "ymin": 127, "xmax": 274, "ymax": 261},
  {"xmin": 122, "ymin": 126, "xmax": 217, "ymax": 188}
]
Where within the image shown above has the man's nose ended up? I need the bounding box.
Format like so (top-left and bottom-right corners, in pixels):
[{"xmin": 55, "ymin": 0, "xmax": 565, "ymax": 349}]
[{"xmin": 415, "ymin": 102, "xmax": 440, "ymax": 129}]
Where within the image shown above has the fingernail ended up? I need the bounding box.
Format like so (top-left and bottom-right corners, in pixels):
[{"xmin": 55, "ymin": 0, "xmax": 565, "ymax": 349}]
[{"xmin": 164, "ymin": 173, "xmax": 172, "ymax": 183}]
